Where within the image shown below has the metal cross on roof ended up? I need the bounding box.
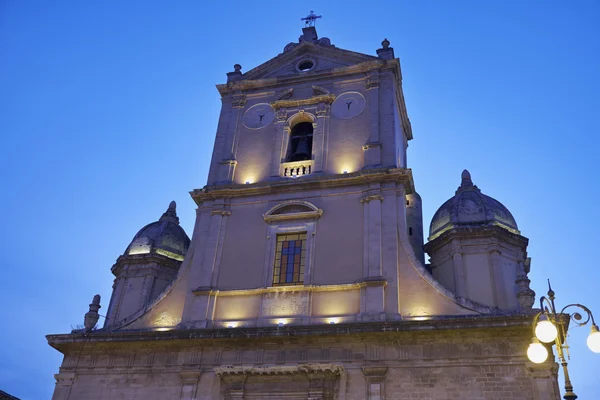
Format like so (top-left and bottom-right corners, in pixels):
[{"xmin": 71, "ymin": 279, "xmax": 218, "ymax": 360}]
[{"xmin": 301, "ymin": 10, "xmax": 322, "ymax": 27}]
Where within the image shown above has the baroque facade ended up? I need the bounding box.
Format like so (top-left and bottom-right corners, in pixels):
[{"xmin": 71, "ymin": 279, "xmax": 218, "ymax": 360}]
[{"xmin": 47, "ymin": 24, "xmax": 560, "ymax": 399}]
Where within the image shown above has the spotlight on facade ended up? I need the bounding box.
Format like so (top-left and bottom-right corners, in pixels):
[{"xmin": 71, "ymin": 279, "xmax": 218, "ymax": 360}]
[
  {"xmin": 526, "ymin": 280, "xmax": 599, "ymax": 400},
  {"xmin": 277, "ymin": 319, "xmax": 287, "ymax": 327},
  {"xmin": 327, "ymin": 317, "xmax": 340, "ymax": 324}
]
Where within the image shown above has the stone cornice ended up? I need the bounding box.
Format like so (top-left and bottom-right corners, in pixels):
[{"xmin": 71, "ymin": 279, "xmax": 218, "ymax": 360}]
[
  {"xmin": 47, "ymin": 314, "xmax": 534, "ymax": 353},
  {"xmin": 111, "ymin": 253, "xmax": 182, "ymax": 276},
  {"xmin": 214, "ymin": 364, "xmax": 344, "ymax": 377},
  {"xmin": 217, "ymin": 59, "xmax": 396, "ymax": 96},
  {"xmin": 194, "ymin": 281, "xmax": 379, "ymax": 298},
  {"xmin": 424, "ymin": 224, "xmax": 529, "ymax": 254},
  {"xmin": 270, "ymin": 94, "xmax": 335, "ymax": 110},
  {"xmin": 190, "ymin": 168, "xmax": 414, "ymax": 205}
]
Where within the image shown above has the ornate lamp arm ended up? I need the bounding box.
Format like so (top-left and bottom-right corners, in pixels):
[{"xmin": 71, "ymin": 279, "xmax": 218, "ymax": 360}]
[{"xmin": 560, "ymin": 303, "xmax": 597, "ymax": 328}]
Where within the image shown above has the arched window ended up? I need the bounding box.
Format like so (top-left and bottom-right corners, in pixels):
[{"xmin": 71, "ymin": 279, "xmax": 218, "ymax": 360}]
[{"xmin": 286, "ymin": 122, "xmax": 313, "ymax": 162}]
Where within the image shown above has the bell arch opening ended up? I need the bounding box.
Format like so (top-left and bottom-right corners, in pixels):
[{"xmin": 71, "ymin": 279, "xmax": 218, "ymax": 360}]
[{"xmin": 286, "ymin": 122, "xmax": 313, "ymax": 162}]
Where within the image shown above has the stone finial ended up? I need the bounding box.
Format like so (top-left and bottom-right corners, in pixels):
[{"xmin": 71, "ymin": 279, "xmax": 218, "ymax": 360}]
[
  {"xmin": 227, "ymin": 64, "xmax": 243, "ymax": 83},
  {"xmin": 160, "ymin": 200, "xmax": 180, "ymax": 224},
  {"xmin": 456, "ymin": 169, "xmax": 480, "ymax": 194},
  {"xmin": 461, "ymin": 169, "xmax": 473, "ymax": 187},
  {"xmin": 376, "ymin": 38, "xmax": 395, "ymax": 60},
  {"xmin": 83, "ymin": 294, "xmax": 101, "ymax": 332}
]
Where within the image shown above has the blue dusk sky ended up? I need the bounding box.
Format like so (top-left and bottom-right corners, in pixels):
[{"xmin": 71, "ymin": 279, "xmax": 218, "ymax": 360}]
[{"xmin": 1, "ymin": 1, "xmax": 599, "ymax": 399}]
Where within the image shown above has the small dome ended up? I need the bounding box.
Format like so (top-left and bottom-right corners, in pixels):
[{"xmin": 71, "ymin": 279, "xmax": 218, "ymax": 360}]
[
  {"xmin": 428, "ymin": 170, "xmax": 519, "ymax": 241},
  {"xmin": 125, "ymin": 201, "xmax": 190, "ymax": 261}
]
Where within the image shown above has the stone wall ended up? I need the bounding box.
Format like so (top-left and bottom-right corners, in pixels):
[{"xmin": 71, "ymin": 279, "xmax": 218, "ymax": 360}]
[{"xmin": 49, "ymin": 319, "xmax": 560, "ymax": 400}]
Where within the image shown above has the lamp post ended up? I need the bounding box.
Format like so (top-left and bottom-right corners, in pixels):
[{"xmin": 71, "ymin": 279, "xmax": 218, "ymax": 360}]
[{"xmin": 527, "ymin": 280, "xmax": 600, "ymax": 400}]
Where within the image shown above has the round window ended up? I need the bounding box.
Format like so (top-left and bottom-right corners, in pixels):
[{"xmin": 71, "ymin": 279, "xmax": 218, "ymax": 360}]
[{"xmin": 297, "ymin": 60, "xmax": 314, "ymax": 72}]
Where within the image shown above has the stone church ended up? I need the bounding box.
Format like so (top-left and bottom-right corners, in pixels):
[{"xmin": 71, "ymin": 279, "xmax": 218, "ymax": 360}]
[{"xmin": 47, "ymin": 22, "xmax": 561, "ymax": 400}]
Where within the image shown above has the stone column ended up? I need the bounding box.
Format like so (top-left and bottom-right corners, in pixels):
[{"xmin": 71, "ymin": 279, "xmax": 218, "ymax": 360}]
[
  {"xmin": 313, "ymin": 102, "xmax": 331, "ymax": 173},
  {"xmin": 489, "ymin": 247, "xmax": 508, "ymax": 308},
  {"xmin": 363, "ymin": 72, "xmax": 381, "ymax": 167},
  {"xmin": 179, "ymin": 371, "xmax": 202, "ymax": 400},
  {"xmin": 269, "ymin": 108, "xmax": 289, "ymax": 177},
  {"xmin": 51, "ymin": 372, "xmax": 76, "ymax": 400},
  {"xmin": 360, "ymin": 191, "xmax": 385, "ymax": 318},
  {"xmin": 451, "ymin": 241, "xmax": 467, "ymax": 299},
  {"xmin": 217, "ymin": 93, "xmax": 245, "ymax": 183}
]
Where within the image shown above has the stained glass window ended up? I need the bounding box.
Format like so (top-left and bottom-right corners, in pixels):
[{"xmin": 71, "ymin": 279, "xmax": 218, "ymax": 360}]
[{"xmin": 273, "ymin": 233, "xmax": 307, "ymax": 286}]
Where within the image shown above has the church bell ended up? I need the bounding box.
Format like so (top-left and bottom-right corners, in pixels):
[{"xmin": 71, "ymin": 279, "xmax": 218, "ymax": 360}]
[{"xmin": 289, "ymin": 122, "xmax": 313, "ymax": 162}]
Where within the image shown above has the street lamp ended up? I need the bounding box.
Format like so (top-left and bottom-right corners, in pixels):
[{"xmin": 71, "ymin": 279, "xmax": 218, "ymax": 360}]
[{"xmin": 527, "ymin": 280, "xmax": 600, "ymax": 400}]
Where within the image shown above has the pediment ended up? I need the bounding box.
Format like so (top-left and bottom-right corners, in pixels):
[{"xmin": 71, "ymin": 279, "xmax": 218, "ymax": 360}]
[{"xmin": 242, "ymin": 41, "xmax": 379, "ymax": 81}]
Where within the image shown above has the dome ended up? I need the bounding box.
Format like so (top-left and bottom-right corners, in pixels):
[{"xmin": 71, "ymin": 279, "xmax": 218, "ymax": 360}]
[
  {"xmin": 125, "ymin": 201, "xmax": 191, "ymax": 261},
  {"xmin": 428, "ymin": 170, "xmax": 519, "ymax": 241}
]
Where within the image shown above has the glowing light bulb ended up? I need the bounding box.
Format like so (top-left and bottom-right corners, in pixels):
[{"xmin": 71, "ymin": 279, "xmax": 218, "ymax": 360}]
[
  {"xmin": 535, "ymin": 316, "xmax": 558, "ymax": 343},
  {"xmin": 587, "ymin": 325, "xmax": 600, "ymax": 353},
  {"xmin": 527, "ymin": 338, "xmax": 548, "ymax": 364}
]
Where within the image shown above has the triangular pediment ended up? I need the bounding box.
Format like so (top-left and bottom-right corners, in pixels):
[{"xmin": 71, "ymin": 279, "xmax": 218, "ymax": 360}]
[{"xmin": 242, "ymin": 41, "xmax": 379, "ymax": 81}]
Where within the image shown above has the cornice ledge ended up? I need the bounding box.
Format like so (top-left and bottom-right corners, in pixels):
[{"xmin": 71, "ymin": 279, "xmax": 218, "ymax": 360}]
[
  {"xmin": 357, "ymin": 277, "xmax": 387, "ymax": 287},
  {"xmin": 111, "ymin": 253, "xmax": 182, "ymax": 275},
  {"xmin": 424, "ymin": 224, "xmax": 529, "ymax": 253},
  {"xmin": 271, "ymin": 94, "xmax": 336, "ymax": 110},
  {"xmin": 192, "ymin": 286, "xmax": 220, "ymax": 296},
  {"xmin": 216, "ymin": 60, "xmax": 394, "ymax": 96},
  {"xmin": 191, "ymin": 168, "xmax": 414, "ymax": 203},
  {"xmin": 263, "ymin": 209, "xmax": 323, "ymax": 222},
  {"xmin": 214, "ymin": 363, "xmax": 345, "ymax": 377},
  {"xmin": 362, "ymin": 366, "xmax": 388, "ymax": 377}
]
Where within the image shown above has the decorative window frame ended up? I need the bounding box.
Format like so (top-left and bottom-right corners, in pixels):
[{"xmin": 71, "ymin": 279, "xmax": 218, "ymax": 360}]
[{"xmin": 262, "ymin": 201, "xmax": 322, "ymax": 287}]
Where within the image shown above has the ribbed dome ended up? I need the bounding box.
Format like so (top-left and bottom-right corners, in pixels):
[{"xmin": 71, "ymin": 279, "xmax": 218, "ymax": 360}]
[
  {"xmin": 125, "ymin": 201, "xmax": 190, "ymax": 261},
  {"xmin": 428, "ymin": 170, "xmax": 519, "ymax": 241}
]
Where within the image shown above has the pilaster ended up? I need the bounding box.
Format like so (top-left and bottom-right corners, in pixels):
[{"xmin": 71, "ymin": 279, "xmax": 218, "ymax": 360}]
[
  {"xmin": 51, "ymin": 372, "xmax": 76, "ymax": 400},
  {"xmin": 179, "ymin": 370, "xmax": 202, "ymax": 400},
  {"xmin": 312, "ymin": 101, "xmax": 330, "ymax": 172},
  {"xmin": 363, "ymin": 71, "xmax": 381, "ymax": 167},
  {"xmin": 362, "ymin": 366, "xmax": 388, "ymax": 400},
  {"xmin": 360, "ymin": 189, "xmax": 385, "ymax": 318},
  {"xmin": 217, "ymin": 93, "xmax": 245, "ymax": 183}
]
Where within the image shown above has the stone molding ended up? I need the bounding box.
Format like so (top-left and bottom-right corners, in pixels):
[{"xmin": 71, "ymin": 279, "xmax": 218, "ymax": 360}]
[
  {"xmin": 263, "ymin": 200, "xmax": 323, "ymax": 222},
  {"xmin": 191, "ymin": 168, "xmax": 414, "ymax": 205},
  {"xmin": 271, "ymin": 94, "xmax": 336, "ymax": 110},
  {"xmin": 215, "ymin": 363, "xmax": 344, "ymax": 377},
  {"xmin": 424, "ymin": 224, "xmax": 529, "ymax": 255},
  {"xmin": 210, "ymin": 209, "xmax": 232, "ymax": 217},
  {"xmin": 54, "ymin": 372, "xmax": 76, "ymax": 386},
  {"xmin": 360, "ymin": 194, "xmax": 383, "ymax": 203},
  {"xmin": 111, "ymin": 253, "xmax": 182, "ymax": 276}
]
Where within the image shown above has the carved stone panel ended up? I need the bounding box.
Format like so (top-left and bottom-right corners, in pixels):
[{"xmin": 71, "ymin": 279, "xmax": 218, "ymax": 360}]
[{"xmin": 261, "ymin": 291, "xmax": 309, "ymax": 317}]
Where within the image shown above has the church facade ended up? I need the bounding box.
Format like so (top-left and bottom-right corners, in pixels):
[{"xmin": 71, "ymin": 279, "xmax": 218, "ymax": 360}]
[{"xmin": 47, "ymin": 24, "xmax": 561, "ymax": 400}]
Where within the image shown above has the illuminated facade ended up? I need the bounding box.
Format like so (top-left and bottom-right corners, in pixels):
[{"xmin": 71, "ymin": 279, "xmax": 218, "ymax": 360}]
[{"xmin": 47, "ymin": 25, "xmax": 561, "ymax": 400}]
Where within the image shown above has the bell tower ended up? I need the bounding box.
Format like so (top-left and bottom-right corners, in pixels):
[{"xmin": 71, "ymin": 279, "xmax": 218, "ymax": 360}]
[{"xmin": 48, "ymin": 18, "xmax": 560, "ymax": 400}]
